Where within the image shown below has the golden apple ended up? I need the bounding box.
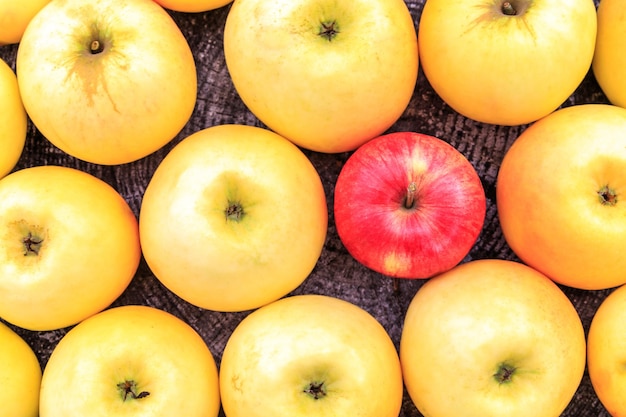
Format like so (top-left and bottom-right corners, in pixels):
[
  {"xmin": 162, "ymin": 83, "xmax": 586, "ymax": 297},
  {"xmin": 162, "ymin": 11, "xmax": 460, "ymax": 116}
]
[
  {"xmin": 588, "ymin": 284, "xmax": 626, "ymax": 417},
  {"xmin": 139, "ymin": 124, "xmax": 328, "ymax": 312},
  {"xmin": 0, "ymin": 0, "xmax": 50, "ymax": 45},
  {"xmin": 400, "ymin": 259, "xmax": 586, "ymax": 417},
  {"xmin": 0, "ymin": 166, "xmax": 141, "ymax": 331},
  {"xmin": 418, "ymin": 0, "xmax": 597, "ymax": 125},
  {"xmin": 497, "ymin": 104, "xmax": 626, "ymax": 290},
  {"xmin": 592, "ymin": 0, "xmax": 626, "ymax": 108},
  {"xmin": 220, "ymin": 294, "xmax": 403, "ymax": 417},
  {"xmin": 0, "ymin": 321, "xmax": 41, "ymax": 417},
  {"xmin": 0, "ymin": 57, "xmax": 27, "ymax": 179},
  {"xmin": 223, "ymin": 0, "xmax": 418, "ymax": 153},
  {"xmin": 39, "ymin": 305, "xmax": 220, "ymax": 417},
  {"xmin": 16, "ymin": 0, "xmax": 197, "ymax": 165}
]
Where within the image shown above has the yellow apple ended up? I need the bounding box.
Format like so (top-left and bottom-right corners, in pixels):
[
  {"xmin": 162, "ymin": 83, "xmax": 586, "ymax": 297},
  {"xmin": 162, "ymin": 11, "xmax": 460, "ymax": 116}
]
[
  {"xmin": 153, "ymin": 0, "xmax": 232, "ymax": 12},
  {"xmin": 0, "ymin": 0, "xmax": 50, "ymax": 45},
  {"xmin": 400, "ymin": 259, "xmax": 586, "ymax": 417},
  {"xmin": 219, "ymin": 294, "xmax": 403, "ymax": 417},
  {"xmin": 418, "ymin": 0, "xmax": 597, "ymax": 125},
  {"xmin": 497, "ymin": 103, "xmax": 626, "ymax": 290},
  {"xmin": 16, "ymin": 0, "xmax": 197, "ymax": 165},
  {"xmin": 588, "ymin": 284, "xmax": 626, "ymax": 417},
  {"xmin": 223, "ymin": 0, "xmax": 419, "ymax": 153},
  {"xmin": 139, "ymin": 124, "xmax": 328, "ymax": 312},
  {"xmin": 592, "ymin": 0, "xmax": 626, "ymax": 108},
  {"xmin": 0, "ymin": 165, "xmax": 141, "ymax": 331},
  {"xmin": 39, "ymin": 305, "xmax": 220, "ymax": 417},
  {"xmin": 0, "ymin": 57, "xmax": 27, "ymax": 179},
  {"xmin": 0, "ymin": 320, "xmax": 41, "ymax": 417}
]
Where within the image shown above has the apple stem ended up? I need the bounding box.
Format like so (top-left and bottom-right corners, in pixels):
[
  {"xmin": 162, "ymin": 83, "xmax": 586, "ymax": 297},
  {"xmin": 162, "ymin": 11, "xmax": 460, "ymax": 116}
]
[
  {"xmin": 598, "ymin": 185, "xmax": 618, "ymax": 206},
  {"xmin": 303, "ymin": 381, "xmax": 326, "ymax": 400},
  {"xmin": 117, "ymin": 380, "xmax": 150, "ymax": 402},
  {"xmin": 22, "ymin": 232, "xmax": 43, "ymax": 256},
  {"xmin": 90, "ymin": 40, "xmax": 104, "ymax": 54},
  {"xmin": 501, "ymin": 1, "xmax": 517, "ymax": 15},
  {"xmin": 404, "ymin": 182, "xmax": 418, "ymax": 209}
]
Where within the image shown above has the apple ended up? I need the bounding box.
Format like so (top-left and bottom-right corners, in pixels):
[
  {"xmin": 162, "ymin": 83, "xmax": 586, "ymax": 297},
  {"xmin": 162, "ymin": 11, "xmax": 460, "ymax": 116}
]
[
  {"xmin": 0, "ymin": 0, "xmax": 50, "ymax": 45},
  {"xmin": 0, "ymin": 57, "xmax": 27, "ymax": 179},
  {"xmin": 0, "ymin": 165, "xmax": 141, "ymax": 331},
  {"xmin": 592, "ymin": 0, "xmax": 626, "ymax": 108},
  {"xmin": 152, "ymin": 0, "xmax": 232, "ymax": 12},
  {"xmin": 497, "ymin": 103, "xmax": 626, "ymax": 290},
  {"xmin": 39, "ymin": 305, "xmax": 220, "ymax": 417},
  {"xmin": 0, "ymin": 320, "xmax": 42, "ymax": 417},
  {"xmin": 219, "ymin": 294, "xmax": 403, "ymax": 417},
  {"xmin": 16, "ymin": 0, "xmax": 197, "ymax": 165},
  {"xmin": 334, "ymin": 131, "xmax": 486, "ymax": 279},
  {"xmin": 400, "ymin": 259, "xmax": 587, "ymax": 417},
  {"xmin": 587, "ymin": 283, "xmax": 626, "ymax": 417},
  {"xmin": 223, "ymin": 0, "xmax": 419, "ymax": 153},
  {"xmin": 417, "ymin": 0, "xmax": 597, "ymax": 125},
  {"xmin": 139, "ymin": 124, "xmax": 328, "ymax": 312}
]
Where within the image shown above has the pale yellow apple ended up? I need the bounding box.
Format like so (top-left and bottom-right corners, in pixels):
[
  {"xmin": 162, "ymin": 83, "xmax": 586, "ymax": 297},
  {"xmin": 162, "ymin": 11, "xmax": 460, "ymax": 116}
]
[
  {"xmin": 592, "ymin": 0, "xmax": 626, "ymax": 108},
  {"xmin": 588, "ymin": 284, "xmax": 626, "ymax": 417},
  {"xmin": 139, "ymin": 124, "xmax": 328, "ymax": 312},
  {"xmin": 0, "ymin": 58, "xmax": 27, "ymax": 179},
  {"xmin": 0, "ymin": 320, "xmax": 41, "ymax": 417},
  {"xmin": 0, "ymin": 166, "xmax": 141, "ymax": 331},
  {"xmin": 223, "ymin": 0, "xmax": 419, "ymax": 153},
  {"xmin": 16, "ymin": 0, "xmax": 197, "ymax": 165},
  {"xmin": 400, "ymin": 259, "xmax": 586, "ymax": 417},
  {"xmin": 0, "ymin": 0, "xmax": 51, "ymax": 45},
  {"xmin": 418, "ymin": 0, "xmax": 597, "ymax": 125},
  {"xmin": 220, "ymin": 294, "xmax": 403, "ymax": 417},
  {"xmin": 39, "ymin": 305, "xmax": 220, "ymax": 417},
  {"xmin": 153, "ymin": 0, "xmax": 232, "ymax": 12},
  {"xmin": 497, "ymin": 104, "xmax": 626, "ymax": 290}
]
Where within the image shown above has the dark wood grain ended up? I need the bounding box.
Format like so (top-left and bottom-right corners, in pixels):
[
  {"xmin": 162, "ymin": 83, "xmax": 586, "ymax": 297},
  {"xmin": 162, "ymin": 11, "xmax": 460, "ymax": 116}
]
[{"xmin": 0, "ymin": 1, "xmax": 613, "ymax": 416}]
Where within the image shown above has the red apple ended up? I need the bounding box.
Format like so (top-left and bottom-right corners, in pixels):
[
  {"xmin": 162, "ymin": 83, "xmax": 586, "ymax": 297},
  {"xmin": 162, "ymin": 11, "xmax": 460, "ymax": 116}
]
[{"xmin": 333, "ymin": 131, "xmax": 486, "ymax": 279}]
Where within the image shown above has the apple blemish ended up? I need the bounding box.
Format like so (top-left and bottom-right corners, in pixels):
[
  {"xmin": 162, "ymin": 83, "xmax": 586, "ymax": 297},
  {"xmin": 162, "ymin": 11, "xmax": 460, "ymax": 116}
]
[
  {"xmin": 303, "ymin": 381, "xmax": 327, "ymax": 400},
  {"xmin": 117, "ymin": 380, "xmax": 150, "ymax": 401}
]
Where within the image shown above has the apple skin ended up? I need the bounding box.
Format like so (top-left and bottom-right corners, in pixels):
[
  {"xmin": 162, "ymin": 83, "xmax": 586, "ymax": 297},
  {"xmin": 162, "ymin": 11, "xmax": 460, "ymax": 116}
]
[
  {"xmin": 0, "ymin": 165, "xmax": 141, "ymax": 331},
  {"xmin": 39, "ymin": 305, "xmax": 220, "ymax": 417},
  {"xmin": 0, "ymin": 0, "xmax": 50, "ymax": 45},
  {"xmin": 496, "ymin": 103, "xmax": 626, "ymax": 290},
  {"xmin": 153, "ymin": 0, "xmax": 232, "ymax": 12},
  {"xmin": 588, "ymin": 284, "xmax": 626, "ymax": 417},
  {"xmin": 0, "ymin": 320, "xmax": 42, "ymax": 417},
  {"xmin": 400, "ymin": 259, "xmax": 586, "ymax": 417},
  {"xmin": 219, "ymin": 294, "xmax": 403, "ymax": 417},
  {"xmin": 223, "ymin": 0, "xmax": 418, "ymax": 153},
  {"xmin": 16, "ymin": 0, "xmax": 197, "ymax": 165},
  {"xmin": 139, "ymin": 124, "xmax": 328, "ymax": 312},
  {"xmin": 334, "ymin": 131, "xmax": 486, "ymax": 279},
  {"xmin": 0, "ymin": 57, "xmax": 26, "ymax": 179},
  {"xmin": 592, "ymin": 0, "xmax": 626, "ymax": 108},
  {"xmin": 418, "ymin": 0, "xmax": 597, "ymax": 125}
]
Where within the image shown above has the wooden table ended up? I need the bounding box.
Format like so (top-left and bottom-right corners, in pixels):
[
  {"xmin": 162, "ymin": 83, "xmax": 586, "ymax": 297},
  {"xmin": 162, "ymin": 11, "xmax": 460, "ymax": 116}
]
[{"xmin": 0, "ymin": 1, "xmax": 612, "ymax": 416}]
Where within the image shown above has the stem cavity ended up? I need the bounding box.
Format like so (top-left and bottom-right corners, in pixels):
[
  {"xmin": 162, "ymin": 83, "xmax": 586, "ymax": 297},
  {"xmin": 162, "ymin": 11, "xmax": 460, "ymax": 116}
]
[{"xmin": 501, "ymin": 1, "xmax": 517, "ymax": 15}]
